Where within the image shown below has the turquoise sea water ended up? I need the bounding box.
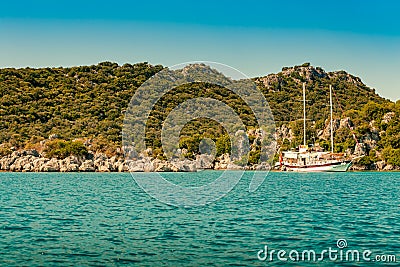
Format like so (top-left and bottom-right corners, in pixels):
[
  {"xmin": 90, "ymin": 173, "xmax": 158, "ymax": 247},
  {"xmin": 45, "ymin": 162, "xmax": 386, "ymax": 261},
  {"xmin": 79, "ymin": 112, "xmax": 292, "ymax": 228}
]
[{"xmin": 0, "ymin": 171, "xmax": 399, "ymax": 266}]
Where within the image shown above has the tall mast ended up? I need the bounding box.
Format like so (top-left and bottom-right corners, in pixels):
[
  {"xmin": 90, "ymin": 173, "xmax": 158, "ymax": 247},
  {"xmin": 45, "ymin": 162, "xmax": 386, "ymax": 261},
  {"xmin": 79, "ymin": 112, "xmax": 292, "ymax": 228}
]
[
  {"xmin": 330, "ymin": 85, "xmax": 334, "ymax": 153},
  {"xmin": 303, "ymin": 82, "xmax": 306, "ymax": 146}
]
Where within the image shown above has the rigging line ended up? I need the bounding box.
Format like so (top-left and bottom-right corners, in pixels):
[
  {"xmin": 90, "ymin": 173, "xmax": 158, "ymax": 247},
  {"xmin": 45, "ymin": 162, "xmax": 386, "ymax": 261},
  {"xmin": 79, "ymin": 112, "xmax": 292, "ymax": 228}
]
[{"xmin": 331, "ymin": 87, "xmax": 360, "ymax": 146}]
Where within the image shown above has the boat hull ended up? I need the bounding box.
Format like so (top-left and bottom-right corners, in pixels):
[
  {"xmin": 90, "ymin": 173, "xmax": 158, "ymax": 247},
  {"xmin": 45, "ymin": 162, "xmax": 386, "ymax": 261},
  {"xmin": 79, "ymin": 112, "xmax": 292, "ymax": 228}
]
[{"xmin": 284, "ymin": 161, "xmax": 352, "ymax": 172}]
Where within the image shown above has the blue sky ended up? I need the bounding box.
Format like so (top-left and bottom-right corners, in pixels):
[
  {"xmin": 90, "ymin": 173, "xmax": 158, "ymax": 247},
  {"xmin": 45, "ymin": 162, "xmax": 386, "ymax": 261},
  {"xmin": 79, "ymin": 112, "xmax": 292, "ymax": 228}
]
[{"xmin": 1, "ymin": 0, "xmax": 399, "ymax": 101}]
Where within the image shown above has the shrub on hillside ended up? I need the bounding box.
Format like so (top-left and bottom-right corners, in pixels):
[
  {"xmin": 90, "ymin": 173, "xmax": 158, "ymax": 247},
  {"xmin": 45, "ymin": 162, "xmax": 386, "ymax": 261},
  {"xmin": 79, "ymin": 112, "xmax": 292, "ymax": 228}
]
[
  {"xmin": 44, "ymin": 140, "xmax": 88, "ymax": 159},
  {"xmin": 382, "ymin": 147, "xmax": 400, "ymax": 167}
]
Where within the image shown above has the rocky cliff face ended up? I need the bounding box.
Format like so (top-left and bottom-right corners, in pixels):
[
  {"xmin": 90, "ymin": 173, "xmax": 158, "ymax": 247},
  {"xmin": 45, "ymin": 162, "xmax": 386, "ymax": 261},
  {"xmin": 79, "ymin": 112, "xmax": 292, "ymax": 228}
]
[
  {"xmin": 257, "ymin": 65, "xmax": 328, "ymax": 91},
  {"xmin": 257, "ymin": 65, "xmax": 365, "ymax": 91}
]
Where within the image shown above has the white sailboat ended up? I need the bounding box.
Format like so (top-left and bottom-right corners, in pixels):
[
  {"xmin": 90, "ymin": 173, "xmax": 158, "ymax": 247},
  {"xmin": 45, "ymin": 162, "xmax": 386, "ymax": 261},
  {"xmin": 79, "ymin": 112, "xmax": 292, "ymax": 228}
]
[{"xmin": 278, "ymin": 83, "xmax": 352, "ymax": 172}]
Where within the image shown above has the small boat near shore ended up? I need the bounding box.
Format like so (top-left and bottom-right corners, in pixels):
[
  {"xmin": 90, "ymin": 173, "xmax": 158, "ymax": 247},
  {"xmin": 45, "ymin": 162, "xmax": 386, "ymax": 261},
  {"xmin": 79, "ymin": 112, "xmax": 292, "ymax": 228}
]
[
  {"xmin": 278, "ymin": 83, "xmax": 352, "ymax": 172},
  {"xmin": 279, "ymin": 147, "xmax": 352, "ymax": 172}
]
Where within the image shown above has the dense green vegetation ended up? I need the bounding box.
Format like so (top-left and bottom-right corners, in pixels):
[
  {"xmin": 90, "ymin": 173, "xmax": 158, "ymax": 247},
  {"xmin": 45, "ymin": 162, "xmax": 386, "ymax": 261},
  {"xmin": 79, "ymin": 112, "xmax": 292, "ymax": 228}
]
[
  {"xmin": 359, "ymin": 101, "xmax": 400, "ymax": 166},
  {"xmin": 144, "ymin": 82, "xmax": 257, "ymax": 158},
  {"xmin": 0, "ymin": 62, "xmax": 398, "ymax": 167},
  {"xmin": 43, "ymin": 140, "xmax": 88, "ymax": 159},
  {"xmin": 0, "ymin": 62, "xmax": 162, "ymax": 154}
]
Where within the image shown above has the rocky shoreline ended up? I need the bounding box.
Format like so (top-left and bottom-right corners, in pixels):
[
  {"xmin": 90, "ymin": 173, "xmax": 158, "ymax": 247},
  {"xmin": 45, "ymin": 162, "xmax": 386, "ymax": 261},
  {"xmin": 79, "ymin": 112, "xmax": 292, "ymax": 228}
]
[
  {"xmin": 0, "ymin": 149, "xmax": 398, "ymax": 172},
  {"xmin": 349, "ymin": 162, "xmax": 399, "ymax": 171},
  {"xmin": 0, "ymin": 149, "xmax": 268, "ymax": 172}
]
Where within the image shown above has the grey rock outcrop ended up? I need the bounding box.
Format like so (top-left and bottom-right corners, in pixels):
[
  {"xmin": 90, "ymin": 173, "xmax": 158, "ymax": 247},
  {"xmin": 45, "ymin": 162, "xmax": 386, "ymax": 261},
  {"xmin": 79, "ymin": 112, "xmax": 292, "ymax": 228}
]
[
  {"xmin": 375, "ymin": 161, "xmax": 386, "ymax": 170},
  {"xmin": 32, "ymin": 158, "xmax": 49, "ymax": 172},
  {"xmin": 40, "ymin": 158, "xmax": 60, "ymax": 172},
  {"xmin": 60, "ymin": 156, "xmax": 81, "ymax": 172},
  {"xmin": 171, "ymin": 159, "xmax": 197, "ymax": 172},
  {"xmin": 196, "ymin": 154, "xmax": 214, "ymax": 169},
  {"xmin": 214, "ymin": 153, "xmax": 231, "ymax": 170},
  {"xmin": 276, "ymin": 124, "xmax": 294, "ymax": 142},
  {"xmin": 79, "ymin": 160, "xmax": 96, "ymax": 171},
  {"xmin": 384, "ymin": 164, "xmax": 394, "ymax": 171},
  {"xmin": 10, "ymin": 155, "xmax": 35, "ymax": 171},
  {"xmin": 382, "ymin": 112, "xmax": 396, "ymax": 124},
  {"xmin": 319, "ymin": 117, "xmax": 354, "ymax": 140}
]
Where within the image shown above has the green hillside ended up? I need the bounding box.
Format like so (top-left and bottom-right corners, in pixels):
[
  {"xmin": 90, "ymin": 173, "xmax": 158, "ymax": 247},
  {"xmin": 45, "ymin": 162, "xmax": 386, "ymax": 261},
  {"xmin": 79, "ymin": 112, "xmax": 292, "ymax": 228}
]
[
  {"xmin": 0, "ymin": 62, "xmax": 399, "ymax": 167},
  {"xmin": 0, "ymin": 62, "xmax": 163, "ymax": 155}
]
